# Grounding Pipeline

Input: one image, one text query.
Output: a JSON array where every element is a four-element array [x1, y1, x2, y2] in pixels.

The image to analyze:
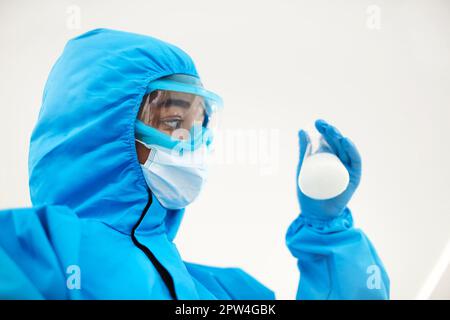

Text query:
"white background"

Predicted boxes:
[[0, 0, 449, 299]]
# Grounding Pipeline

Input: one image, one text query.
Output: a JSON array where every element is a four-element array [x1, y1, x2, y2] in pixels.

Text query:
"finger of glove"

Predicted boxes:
[[297, 129, 310, 177], [342, 137, 362, 173], [315, 119, 349, 163]]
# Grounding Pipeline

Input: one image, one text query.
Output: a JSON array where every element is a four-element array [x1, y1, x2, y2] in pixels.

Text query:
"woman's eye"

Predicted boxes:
[[162, 119, 181, 129]]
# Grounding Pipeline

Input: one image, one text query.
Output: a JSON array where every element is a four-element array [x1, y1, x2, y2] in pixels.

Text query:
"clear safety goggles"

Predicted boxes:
[[135, 76, 223, 151]]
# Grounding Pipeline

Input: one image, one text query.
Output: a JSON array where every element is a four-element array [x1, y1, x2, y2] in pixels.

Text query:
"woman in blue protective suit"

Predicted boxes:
[[0, 29, 389, 299]]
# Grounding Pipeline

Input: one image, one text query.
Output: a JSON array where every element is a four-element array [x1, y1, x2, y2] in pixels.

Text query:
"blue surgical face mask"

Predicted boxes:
[[139, 141, 209, 210]]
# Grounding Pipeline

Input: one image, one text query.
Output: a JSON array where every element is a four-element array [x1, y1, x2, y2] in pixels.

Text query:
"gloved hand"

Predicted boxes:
[[296, 119, 362, 219]]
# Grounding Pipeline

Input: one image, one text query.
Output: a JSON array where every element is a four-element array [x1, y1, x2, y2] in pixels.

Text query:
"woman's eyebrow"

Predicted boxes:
[[159, 99, 191, 109]]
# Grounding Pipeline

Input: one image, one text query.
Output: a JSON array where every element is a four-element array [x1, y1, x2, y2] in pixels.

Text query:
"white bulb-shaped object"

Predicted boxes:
[[298, 152, 349, 200]]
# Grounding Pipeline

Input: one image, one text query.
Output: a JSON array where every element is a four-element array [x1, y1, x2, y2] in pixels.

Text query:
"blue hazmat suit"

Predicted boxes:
[[0, 29, 389, 299]]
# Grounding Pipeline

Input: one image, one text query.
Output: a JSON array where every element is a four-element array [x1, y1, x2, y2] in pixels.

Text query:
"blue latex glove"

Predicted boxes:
[[296, 119, 362, 219]]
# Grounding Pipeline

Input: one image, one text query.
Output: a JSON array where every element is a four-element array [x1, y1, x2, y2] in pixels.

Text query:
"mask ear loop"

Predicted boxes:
[[139, 142, 157, 168]]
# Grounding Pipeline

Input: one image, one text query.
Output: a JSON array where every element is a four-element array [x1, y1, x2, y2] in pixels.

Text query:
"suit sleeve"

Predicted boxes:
[[286, 208, 390, 299], [0, 206, 82, 299], [185, 262, 275, 300]]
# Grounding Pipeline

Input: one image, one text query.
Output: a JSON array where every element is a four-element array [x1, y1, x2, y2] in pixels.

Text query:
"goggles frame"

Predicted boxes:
[[135, 78, 223, 151]]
